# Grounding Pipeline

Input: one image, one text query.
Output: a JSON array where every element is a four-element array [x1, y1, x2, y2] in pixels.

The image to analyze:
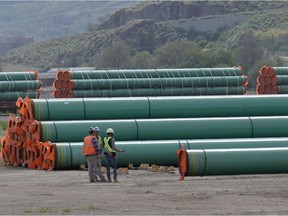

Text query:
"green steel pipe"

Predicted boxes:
[[250, 116, 288, 137], [277, 85, 288, 94], [54, 143, 93, 169], [272, 67, 288, 75], [275, 76, 288, 85], [71, 86, 246, 98], [41, 120, 138, 142], [0, 71, 37, 81], [0, 91, 40, 101], [182, 148, 288, 176], [0, 80, 41, 91], [32, 98, 149, 121], [54, 137, 288, 169], [186, 137, 288, 149], [39, 116, 288, 143], [69, 76, 247, 90], [31, 95, 288, 121], [54, 140, 183, 169], [39, 117, 252, 142], [63, 67, 243, 81]]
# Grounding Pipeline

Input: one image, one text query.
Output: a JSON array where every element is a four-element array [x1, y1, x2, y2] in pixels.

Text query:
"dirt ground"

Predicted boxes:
[[1, 165, 288, 215]]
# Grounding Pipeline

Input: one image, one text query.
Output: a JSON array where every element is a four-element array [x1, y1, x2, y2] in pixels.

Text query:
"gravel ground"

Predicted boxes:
[[1, 165, 288, 215]]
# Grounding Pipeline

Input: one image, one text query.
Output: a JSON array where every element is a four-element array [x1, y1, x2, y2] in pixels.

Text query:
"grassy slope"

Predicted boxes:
[[3, 1, 288, 69]]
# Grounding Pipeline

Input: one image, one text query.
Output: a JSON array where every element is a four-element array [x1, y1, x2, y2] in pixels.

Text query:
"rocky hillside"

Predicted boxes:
[[0, 1, 137, 42], [97, 1, 287, 30], [3, 1, 288, 71]]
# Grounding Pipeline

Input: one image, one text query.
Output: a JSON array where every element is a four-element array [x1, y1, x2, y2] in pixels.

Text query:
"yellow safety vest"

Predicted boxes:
[[103, 136, 116, 153], [96, 136, 102, 147]]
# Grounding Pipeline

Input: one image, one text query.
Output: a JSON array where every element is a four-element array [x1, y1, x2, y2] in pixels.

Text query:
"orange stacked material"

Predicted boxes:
[[256, 66, 274, 94], [52, 70, 67, 98], [0, 97, 57, 170], [256, 66, 288, 94]]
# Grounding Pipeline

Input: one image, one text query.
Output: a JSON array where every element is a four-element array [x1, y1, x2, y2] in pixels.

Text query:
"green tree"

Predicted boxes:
[[153, 40, 197, 68], [98, 40, 132, 69], [130, 51, 153, 69], [234, 31, 264, 70]]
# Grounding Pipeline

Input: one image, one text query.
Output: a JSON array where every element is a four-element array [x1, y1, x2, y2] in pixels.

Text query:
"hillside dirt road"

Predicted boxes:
[[1, 165, 288, 215]]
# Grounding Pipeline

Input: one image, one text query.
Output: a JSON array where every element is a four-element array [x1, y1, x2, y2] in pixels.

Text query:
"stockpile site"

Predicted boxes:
[[1, 67, 288, 215]]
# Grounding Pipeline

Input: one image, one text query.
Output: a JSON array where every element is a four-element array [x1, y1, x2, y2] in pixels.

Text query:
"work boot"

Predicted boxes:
[[89, 179, 96, 183], [107, 179, 112, 183], [100, 177, 107, 182], [114, 179, 119, 183]]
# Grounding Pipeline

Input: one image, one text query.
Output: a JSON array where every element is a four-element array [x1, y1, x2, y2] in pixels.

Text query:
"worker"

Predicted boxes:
[[93, 126, 103, 182], [103, 128, 125, 183], [83, 127, 107, 183]]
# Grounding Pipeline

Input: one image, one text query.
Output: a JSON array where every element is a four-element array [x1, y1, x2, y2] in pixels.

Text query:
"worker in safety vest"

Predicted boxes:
[[103, 128, 125, 183], [83, 127, 107, 183], [93, 126, 103, 182]]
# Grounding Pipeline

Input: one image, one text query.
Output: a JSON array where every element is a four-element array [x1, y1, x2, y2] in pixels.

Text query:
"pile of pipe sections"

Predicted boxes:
[[52, 67, 248, 98], [0, 71, 40, 100], [256, 66, 288, 94], [0, 71, 41, 111], [3, 95, 288, 175]]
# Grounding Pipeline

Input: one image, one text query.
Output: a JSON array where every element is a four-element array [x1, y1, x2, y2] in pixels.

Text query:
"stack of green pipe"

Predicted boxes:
[[0, 71, 40, 101], [54, 137, 288, 169], [271, 67, 288, 94], [65, 68, 244, 80], [69, 76, 246, 89], [30, 95, 288, 121], [272, 67, 288, 76], [40, 116, 288, 143], [55, 67, 247, 98]]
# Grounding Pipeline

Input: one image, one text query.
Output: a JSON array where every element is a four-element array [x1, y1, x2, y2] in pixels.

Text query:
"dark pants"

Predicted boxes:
[[104, 153, 117, 181]]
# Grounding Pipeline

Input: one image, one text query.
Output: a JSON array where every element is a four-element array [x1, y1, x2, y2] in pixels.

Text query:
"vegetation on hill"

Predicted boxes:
[[2, 1, 288, 89]]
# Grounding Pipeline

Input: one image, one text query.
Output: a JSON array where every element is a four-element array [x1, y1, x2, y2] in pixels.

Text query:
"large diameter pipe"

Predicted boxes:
[[54, 138, 288, 169], [40, 120, 138, 142], [38, 116, 288, 143], [32, 98, 149, 121], [38, 117, 252, 142], [251, 116, 288, 137], [68, 76, 247, 90], [70, 86, 246, 98], [55, 143, 84, 169], [277, 85, 288, 94], [274, 76, 288, 85], [180, 148, 288, 176], [54, 140, 183, 169], [0, 80, 41, 91], [186, 137, 288, 149], [0, 71, 38, 81], [272, 67, 288, 75], [0, 91, 40, 101], [62, 67, 243, 81], [27, 95, 288, 121]]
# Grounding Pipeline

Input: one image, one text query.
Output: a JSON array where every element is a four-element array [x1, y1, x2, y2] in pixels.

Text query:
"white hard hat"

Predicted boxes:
[[106, 128, 114, 134], [94, 126, 100, 132]]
